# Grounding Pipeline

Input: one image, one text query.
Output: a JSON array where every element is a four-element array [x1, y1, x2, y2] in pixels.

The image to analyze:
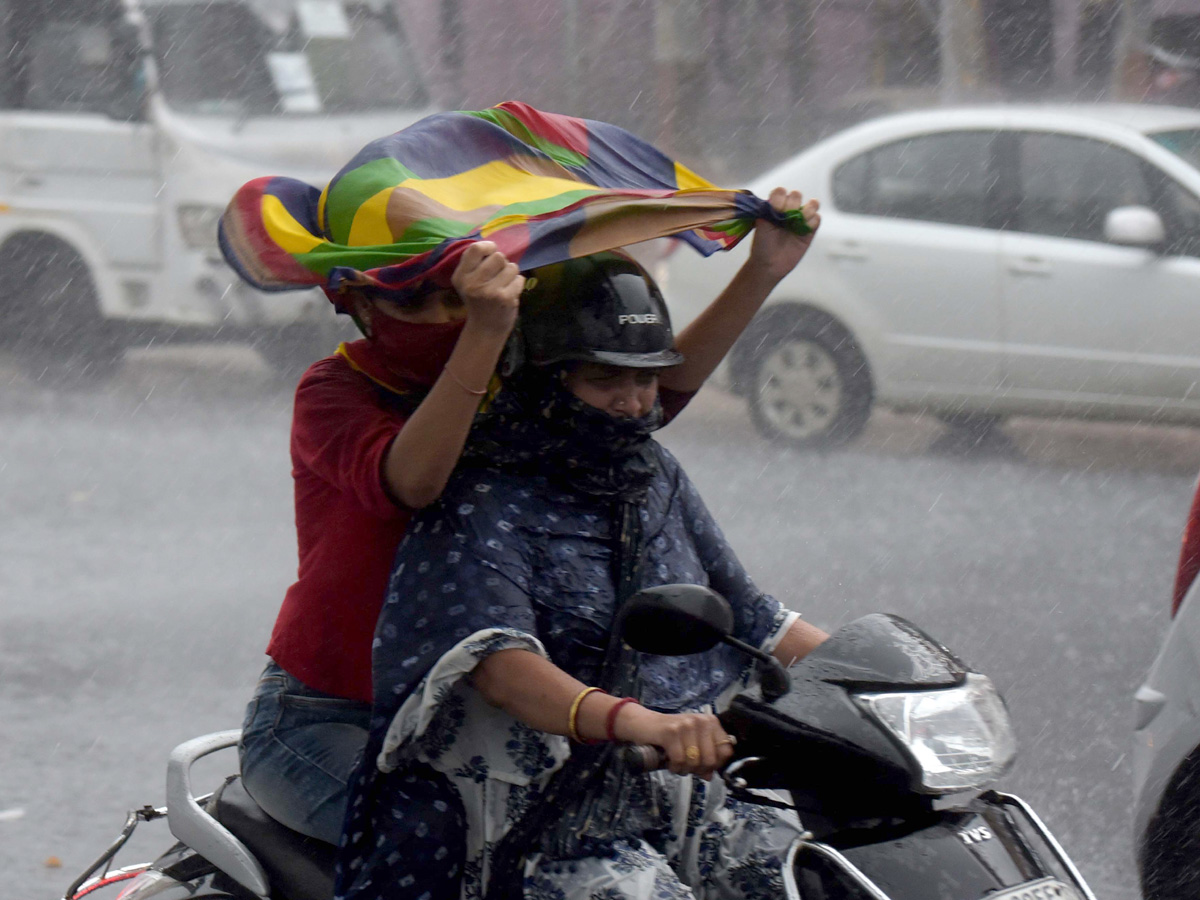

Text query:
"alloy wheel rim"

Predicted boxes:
[[757, 339, 844, 440]]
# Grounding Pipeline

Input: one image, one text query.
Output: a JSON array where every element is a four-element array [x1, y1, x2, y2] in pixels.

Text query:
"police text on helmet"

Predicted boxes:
[[617, 314, 659, 325]]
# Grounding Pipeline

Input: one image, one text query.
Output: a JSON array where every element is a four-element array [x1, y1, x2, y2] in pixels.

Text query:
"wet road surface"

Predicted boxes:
[[3, 345, 1195, 899]]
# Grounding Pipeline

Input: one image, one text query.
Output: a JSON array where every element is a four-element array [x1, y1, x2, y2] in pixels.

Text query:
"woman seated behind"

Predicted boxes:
[[337, 252, 829, 900]]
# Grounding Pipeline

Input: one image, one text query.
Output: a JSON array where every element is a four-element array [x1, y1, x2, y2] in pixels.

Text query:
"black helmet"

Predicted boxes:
[[515, 252, 684, 369]]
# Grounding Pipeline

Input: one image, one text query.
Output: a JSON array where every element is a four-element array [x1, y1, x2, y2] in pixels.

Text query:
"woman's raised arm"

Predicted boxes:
[[380, 242, 524, 509], [658, 188, 820, 394], [772, 617, 829, 668]]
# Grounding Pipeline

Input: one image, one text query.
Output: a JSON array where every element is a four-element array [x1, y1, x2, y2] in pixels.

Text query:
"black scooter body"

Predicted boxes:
[[69, 610, 1094, 900], [721, 613, 969, 822], [713, 614, 1091, 900]]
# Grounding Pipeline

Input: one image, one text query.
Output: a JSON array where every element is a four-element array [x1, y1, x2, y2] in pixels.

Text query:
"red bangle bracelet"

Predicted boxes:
[[606, 697, 638, 742]]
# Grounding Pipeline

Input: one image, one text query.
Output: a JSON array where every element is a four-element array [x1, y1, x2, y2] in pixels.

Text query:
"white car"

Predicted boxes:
[[664, 104, 1200, 448], [1133, 475, 1200, 900]]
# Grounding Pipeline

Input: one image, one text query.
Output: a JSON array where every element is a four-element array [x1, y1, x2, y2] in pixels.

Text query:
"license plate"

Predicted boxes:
[[985, 878, 1083, 900]]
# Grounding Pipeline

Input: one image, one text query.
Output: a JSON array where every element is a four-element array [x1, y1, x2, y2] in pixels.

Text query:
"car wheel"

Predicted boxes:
[[745, 309, 872, 449], [1141, 751, 1200, 900], [1, 238, 125, 384]]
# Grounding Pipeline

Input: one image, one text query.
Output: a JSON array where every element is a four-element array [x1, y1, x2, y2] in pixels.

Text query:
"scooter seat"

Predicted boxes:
[[214, 776, 336, 900]]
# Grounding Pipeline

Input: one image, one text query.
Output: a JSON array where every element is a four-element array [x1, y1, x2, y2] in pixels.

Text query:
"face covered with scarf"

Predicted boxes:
[[561, 362, 661, 419], [338, 241, 521, 396], [458, 251, 681, 498], [460, 362, 668, 502]]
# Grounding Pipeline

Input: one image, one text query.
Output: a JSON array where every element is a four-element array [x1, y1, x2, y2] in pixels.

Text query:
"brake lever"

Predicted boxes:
[[722, 756, 762, 791], [720, 757, 797, 811]]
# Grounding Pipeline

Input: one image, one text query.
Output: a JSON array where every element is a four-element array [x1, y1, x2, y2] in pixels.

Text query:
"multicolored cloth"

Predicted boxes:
[[218, 101, 811, 305]]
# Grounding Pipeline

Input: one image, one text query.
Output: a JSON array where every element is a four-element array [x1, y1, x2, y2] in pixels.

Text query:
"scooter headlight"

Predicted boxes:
[[857, 673, 1016, 794]]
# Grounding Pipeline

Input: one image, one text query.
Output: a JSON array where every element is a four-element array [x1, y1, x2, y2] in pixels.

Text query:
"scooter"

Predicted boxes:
[[65, 584, 1099, 900]]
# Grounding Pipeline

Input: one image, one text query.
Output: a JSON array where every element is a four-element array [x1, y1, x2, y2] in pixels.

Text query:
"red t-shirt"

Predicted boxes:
[[267, 353, 695, 702]]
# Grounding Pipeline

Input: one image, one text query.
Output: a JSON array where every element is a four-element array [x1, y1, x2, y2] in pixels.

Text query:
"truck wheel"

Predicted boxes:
[[745, 310, 872, 449], [3, 242, 124, 383]]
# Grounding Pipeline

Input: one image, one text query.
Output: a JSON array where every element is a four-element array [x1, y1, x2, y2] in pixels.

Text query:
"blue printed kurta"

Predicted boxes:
[[337, 442, 803, 900]]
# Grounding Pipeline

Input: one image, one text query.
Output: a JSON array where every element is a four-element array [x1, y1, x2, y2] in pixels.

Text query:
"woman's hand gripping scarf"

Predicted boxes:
[[218, 100, 813, 308]]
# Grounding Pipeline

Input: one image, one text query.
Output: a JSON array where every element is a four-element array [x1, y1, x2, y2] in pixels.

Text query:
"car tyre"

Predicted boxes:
[[744, 309, 872, 449], [1141, 752, 1200, 900]]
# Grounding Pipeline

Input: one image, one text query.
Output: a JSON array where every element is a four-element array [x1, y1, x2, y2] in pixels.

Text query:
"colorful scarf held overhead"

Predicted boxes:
[[219, 100, 812, 306]]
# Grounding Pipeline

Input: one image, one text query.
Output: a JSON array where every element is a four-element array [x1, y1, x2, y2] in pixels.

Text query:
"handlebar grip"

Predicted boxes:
[[617, 744, 669, 772]]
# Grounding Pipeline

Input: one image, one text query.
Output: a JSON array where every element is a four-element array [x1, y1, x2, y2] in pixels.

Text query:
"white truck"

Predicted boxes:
[[0, 0, 435, 378]]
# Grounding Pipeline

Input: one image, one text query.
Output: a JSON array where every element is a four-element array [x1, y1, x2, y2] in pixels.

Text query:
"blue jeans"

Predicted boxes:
[[239, 661, 371, 844]]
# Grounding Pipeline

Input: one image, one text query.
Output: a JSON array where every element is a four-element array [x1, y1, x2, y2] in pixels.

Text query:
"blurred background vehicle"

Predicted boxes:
[[1143, 12, 1200, 107], [1133, 473, 1200, 900], [0, 0, 434, 380], [663, 103, 1200, 449]]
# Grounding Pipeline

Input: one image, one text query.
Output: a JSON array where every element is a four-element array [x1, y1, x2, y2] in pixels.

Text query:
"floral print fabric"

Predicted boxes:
[[335, 442, 801, 900], [526, 775, 803, 900]]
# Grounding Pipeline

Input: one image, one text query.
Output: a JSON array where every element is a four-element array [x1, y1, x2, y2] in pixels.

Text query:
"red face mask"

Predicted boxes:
[[346, 309, 466, 391]]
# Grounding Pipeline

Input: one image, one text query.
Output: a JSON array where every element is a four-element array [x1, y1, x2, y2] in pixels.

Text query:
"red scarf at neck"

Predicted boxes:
[[338, 316, 467, 396]]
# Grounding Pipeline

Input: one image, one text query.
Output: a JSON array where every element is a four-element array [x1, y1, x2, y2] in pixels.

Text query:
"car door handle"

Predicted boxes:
[[1007, 257, 1052, 277], [827, 241, 867, 261]]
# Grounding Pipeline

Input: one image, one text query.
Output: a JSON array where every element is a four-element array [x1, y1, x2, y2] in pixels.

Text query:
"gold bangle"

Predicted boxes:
[[443, 364, 488, 396], [567, 686, 606, 744]]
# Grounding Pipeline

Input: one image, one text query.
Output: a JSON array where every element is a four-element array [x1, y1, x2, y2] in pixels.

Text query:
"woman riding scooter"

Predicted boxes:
[[336, 252, 829, 900], [222, 101, 820, 847]]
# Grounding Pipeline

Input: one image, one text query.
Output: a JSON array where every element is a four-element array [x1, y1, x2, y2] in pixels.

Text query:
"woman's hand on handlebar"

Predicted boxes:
[[612, 706, 735, 780]]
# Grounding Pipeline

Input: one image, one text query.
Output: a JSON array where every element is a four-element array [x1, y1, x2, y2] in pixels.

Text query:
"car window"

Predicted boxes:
[[1150, 129, 1200, 171], [13, 18, 141, 117], [1015, 133, 1152, 242], [1151, 172, 1200, 258], [833, 132, 998, 229]]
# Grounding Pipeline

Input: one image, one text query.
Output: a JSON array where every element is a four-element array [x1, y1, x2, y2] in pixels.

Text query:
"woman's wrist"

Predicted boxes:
[[457, 315, 515, 347], [569, 691, 648, 744], [737, 257, 786, 293], [608, 702, 660, 744], [438, 320, 509, 395], [605, 697, 638, 742], [460, 304, 519, 340]]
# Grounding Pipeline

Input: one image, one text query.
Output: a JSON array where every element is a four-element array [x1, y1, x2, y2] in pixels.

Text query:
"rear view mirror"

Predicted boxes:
[[620, 583, 794, 701], [1105, 206, 1166, 248], [619, 584, 734, 656]]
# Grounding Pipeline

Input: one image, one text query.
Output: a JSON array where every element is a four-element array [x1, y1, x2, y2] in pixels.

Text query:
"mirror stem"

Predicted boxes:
[[721, 635, 792, 701]]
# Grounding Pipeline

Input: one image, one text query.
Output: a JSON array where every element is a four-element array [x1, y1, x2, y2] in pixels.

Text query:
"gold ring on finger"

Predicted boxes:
[[685, 745, 701, 762]]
